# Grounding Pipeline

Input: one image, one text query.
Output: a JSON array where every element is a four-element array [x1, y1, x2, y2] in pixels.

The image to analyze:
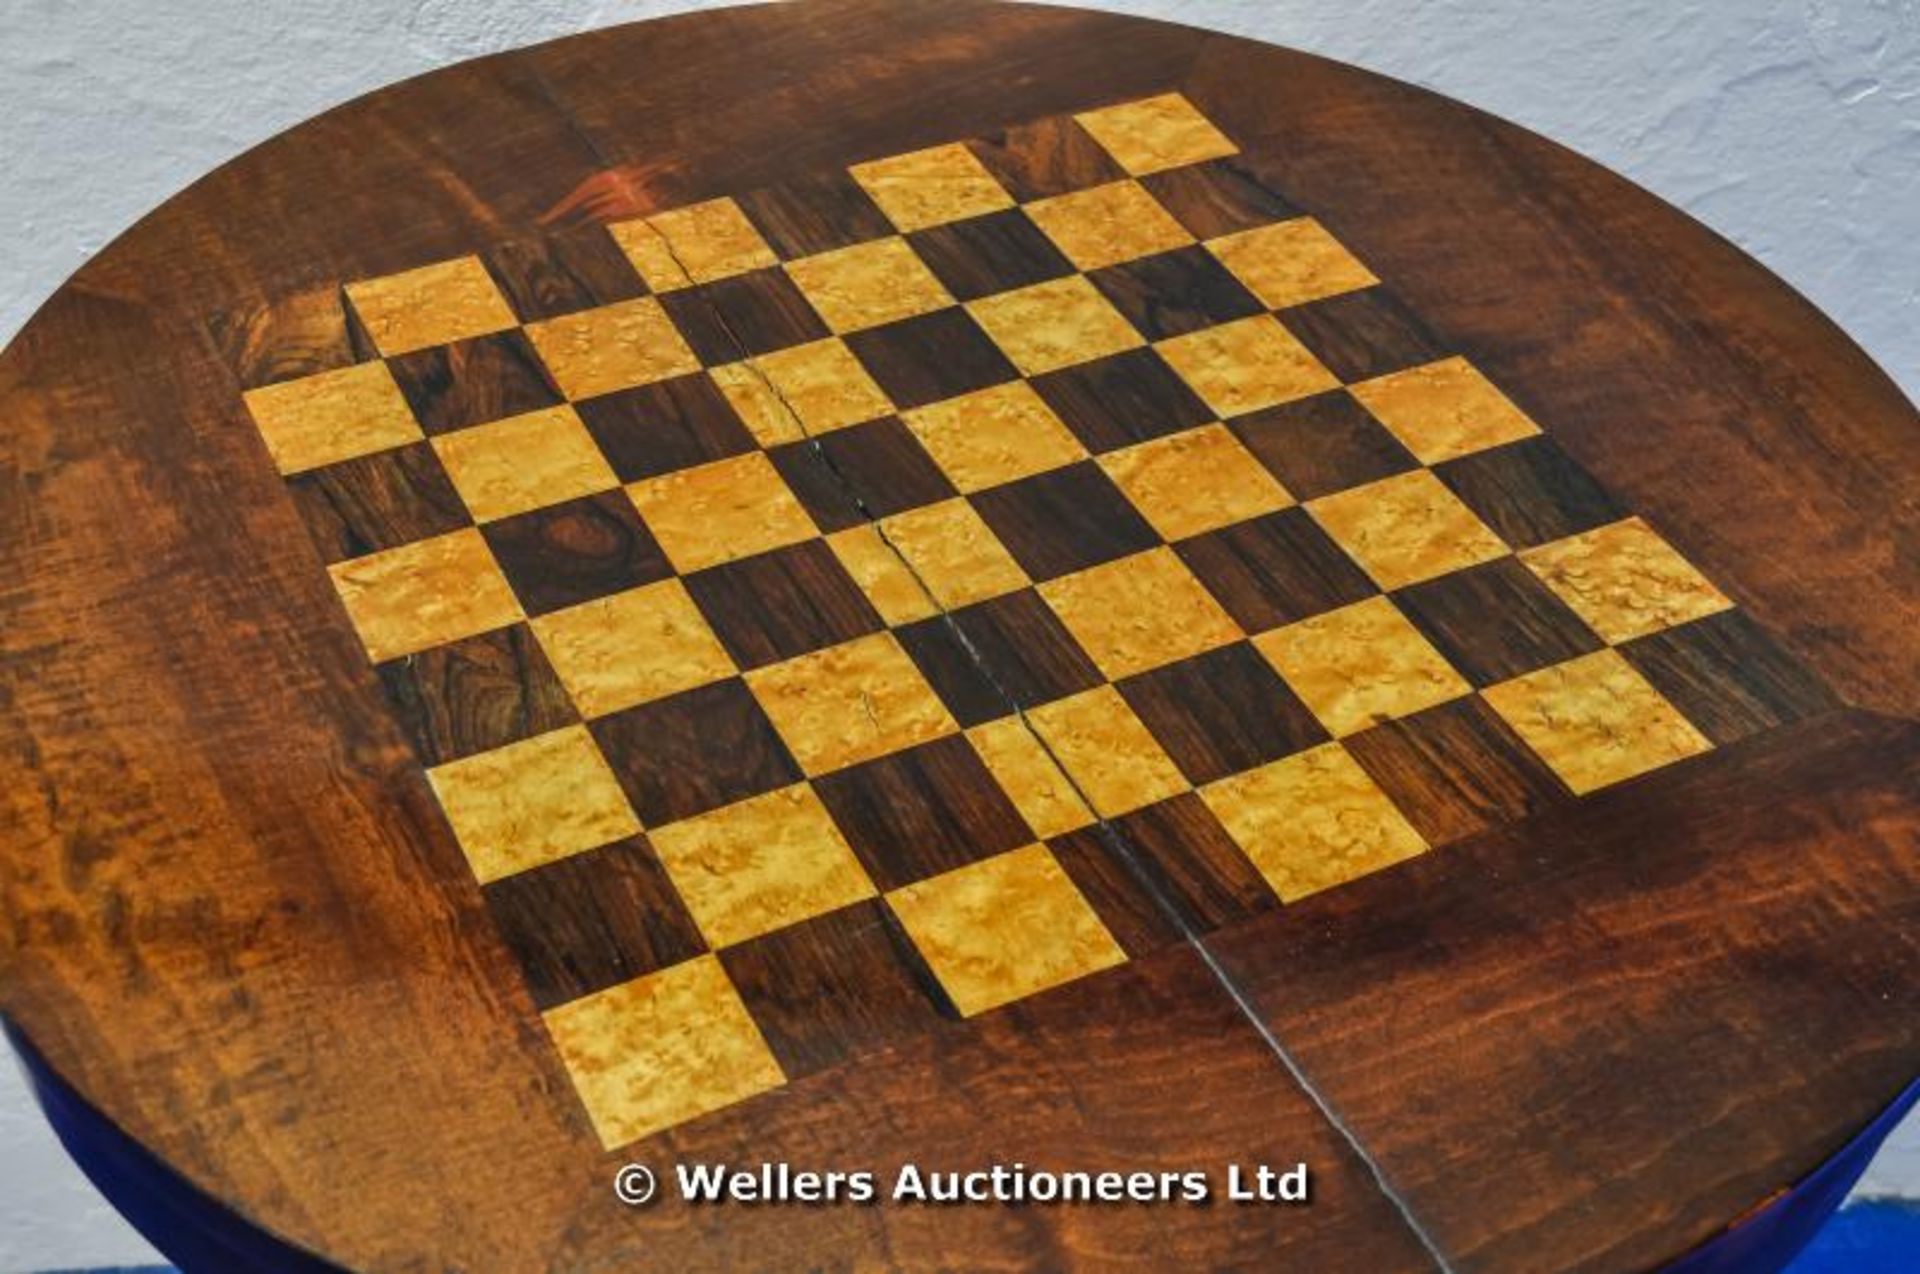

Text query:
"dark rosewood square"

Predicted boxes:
[[656, 267, 829, 362], [813, 735, 1033, 889], [574, 372, 757, 481], [1088, 246, 1263, 340], [376, 623, 577, 766], [1030, 347, 1212, 452], [969, 460, 1160, 581], [1175, 507, 1377, 631], [482, 490, 674, 616], [1277, 287, 1448, 383], [966, 114, 1125, 201], [897, 590, 1103, 725], [591, 679, 802, 826], [683, 540, 884, 669], [1230, 389, 1418, 500], [386, 329, 562, 435], [736, 170, 896, 259], [1343, 696, 1566, 846], [844, 308, 1019, 409], [768, 417, 956, 532], [1396, 558, 1603, 686], [1433, 436, 1626, 550], [1621, 610, 1840, 745], [1139, 158, 1301, 239], [908, 210, 1075, 301], [287, 440, 469, 563], [482, 228, 648, 322], [1116, 643, 1326, 784]]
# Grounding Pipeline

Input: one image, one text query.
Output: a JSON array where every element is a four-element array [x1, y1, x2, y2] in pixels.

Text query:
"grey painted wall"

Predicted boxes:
[[1, 1, 1913, 1269]]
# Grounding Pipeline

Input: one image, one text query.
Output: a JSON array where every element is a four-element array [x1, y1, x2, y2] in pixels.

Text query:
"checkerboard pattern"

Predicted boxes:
[[222, 92, 1838, 1149]]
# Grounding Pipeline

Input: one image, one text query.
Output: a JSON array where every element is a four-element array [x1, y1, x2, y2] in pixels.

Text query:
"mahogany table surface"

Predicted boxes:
[[2, 2, 1918, 1270]]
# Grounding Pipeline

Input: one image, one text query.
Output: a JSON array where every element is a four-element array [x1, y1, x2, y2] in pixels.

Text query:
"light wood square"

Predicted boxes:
[[827, 525, 940, 626], [745, 632, 957, 775], [609, 197, 777, 291], [850, 142, 1015, 232], [900, 381, 1087, 493], [1201, 742, 1427, 901], [783, 236, 954, 333], [1025, 685, 1188, 818], [626, 452, 818, 573], [966, 275, 1144, 377], [1307, 469, 1509, 590], [523, 296, 701, 401], [544, 955, 783, 1148], [1349, 357, 1541, 464], [1024, 179, 1193, 271], [242, 361, 422, 475], [1074, 92, 1238, 176], [1206, 218, 1379, 310], [427, 725, 639, 885], [709, 338, 894, 446], [530, 579, 736, 719], [1098, 422, 1292, 540], [888, 844, 1124, 1017], [1519, 517, 1733, 643], [344, 255, 517, 356], [649, 784, 876, 949], [1253, 595, 1471, 736], [432, 405, 618, 522], [1155, 315, 1340, 417], [328, 527, 523, 662], [965, 719, 1096, 839], [881, 498, 1030, 611], [1037, 547, 1242, 680], [1482, 648, 1712, 794]]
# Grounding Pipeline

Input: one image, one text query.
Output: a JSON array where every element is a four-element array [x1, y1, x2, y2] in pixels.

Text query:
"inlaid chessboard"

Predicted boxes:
[[224, 91, 1836, 1151]]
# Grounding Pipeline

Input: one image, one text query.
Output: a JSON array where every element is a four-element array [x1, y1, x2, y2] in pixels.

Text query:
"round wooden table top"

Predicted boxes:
[[4, 2, 1918, 1270]]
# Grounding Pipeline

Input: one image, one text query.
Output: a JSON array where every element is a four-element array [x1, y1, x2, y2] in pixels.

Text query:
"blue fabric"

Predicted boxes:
[[1785, 1199, 1920, 1273]]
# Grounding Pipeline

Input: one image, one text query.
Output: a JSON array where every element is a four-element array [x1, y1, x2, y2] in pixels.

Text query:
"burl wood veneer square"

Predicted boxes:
[[625, 452, 818, 573], [242, 361, 423, 475], [783, 236, 954, 333], [1074, 93, 1238, 176], [1482, 648, 1712, 794], [609, 197, 778, 291], [648, 783, 877, 949], [1038, 546, 1243, 680], [850, 142, 1016, 232], [530, 578, 736, 719], [1098, 422, 1293, 541], [1023, 179, 1193, 271], [1253, 595, 1472, 737], [965, 275, 1145, 376], [431, 405, 618, 523], [328, 526, 523, 661], [1155, 314, 1340, 417], [427, 724, 640, 884], [1519, 516, 1733, 643], [1201, 741, 1427, 901], [1349, 356, 1542, 464], [745, 632, 958, 775], [881, 498, 1031, 610], [1307, 468, 1509, 590], [344, 255, 518, 356], [965, 718, 1097, 839], [543, 955, 783, 1147], [522, 296, 702, 401], [900, 381, 1088, 493], [888, 843, 1125, 1016], [1205, 218, 1379, 311], [825, 524, 941, 626], [708, 338, 894, 445], [1025, 685, 1189, 818]]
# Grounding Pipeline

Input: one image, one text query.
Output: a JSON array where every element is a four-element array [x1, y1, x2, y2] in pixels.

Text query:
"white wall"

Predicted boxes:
[[1, 1, 1913, 1269]]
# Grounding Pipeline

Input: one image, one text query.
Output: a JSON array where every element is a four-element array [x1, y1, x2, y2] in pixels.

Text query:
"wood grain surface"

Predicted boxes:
[[1, 3, 1917, 1271]]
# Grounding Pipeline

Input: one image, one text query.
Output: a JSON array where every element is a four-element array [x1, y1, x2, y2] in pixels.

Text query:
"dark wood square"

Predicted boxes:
[[1621, 610, 1840, 746], [1030, 347, 1213, 453], [1395, 558, 1604, 687], [1050, 793, 1275, 956], [1434, 435, 1627, 550], [481, 836, 705, 1011], [656, 267, 830, 362], [482, 228, 648, 322], [844, 307, 1019, 409], [1231, 389, 1419, 500], [907, 210, 1075, 301], [1139, 157, 1301, 239], [591, 678, 803, 827], [1175, 507, 1377, 631], [286, 441, 469, 563], [969, 460, 1160, 580], [574, 371, 758, 481], [376, 623, 577, 767], [1116, 643, 1326, 784], [481, 490, 674, 617], [1088, 245, 1264, 340], [205, 286, 370, 391], [1343, 696, 1566, 846], [813, 735, 1033, 889], [1277, 286, 1448, 383], [736, 170, 896, 259], [721, 900, 950, 1078], [768, 417, 956, 533], [897, 590, 1103, 725], [386, 329, 562, 435], [683, 539, 884, 669], [966, 114, 1125, 200]]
